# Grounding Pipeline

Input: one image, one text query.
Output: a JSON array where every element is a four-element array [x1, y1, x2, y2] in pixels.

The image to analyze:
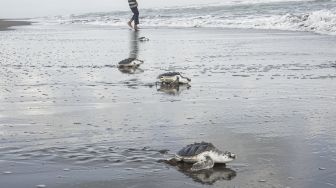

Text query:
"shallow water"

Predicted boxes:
[[0, 25, 336, 187]]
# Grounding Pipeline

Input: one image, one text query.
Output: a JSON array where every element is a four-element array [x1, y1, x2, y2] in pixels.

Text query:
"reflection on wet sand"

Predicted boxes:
[[2, 25, 336, 188], [164, 160, 236, 185], [118, 66, 144, 74], [118, 31, 144, 74], [156, 83, 191, 95]]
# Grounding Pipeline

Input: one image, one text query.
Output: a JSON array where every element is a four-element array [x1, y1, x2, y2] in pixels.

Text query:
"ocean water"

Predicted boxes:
[[39, 0, 336, 35]]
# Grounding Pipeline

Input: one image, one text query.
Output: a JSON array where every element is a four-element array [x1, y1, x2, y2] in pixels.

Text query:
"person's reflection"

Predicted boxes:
[[118, 31, 144, 74], [130, 30, 139, 59]]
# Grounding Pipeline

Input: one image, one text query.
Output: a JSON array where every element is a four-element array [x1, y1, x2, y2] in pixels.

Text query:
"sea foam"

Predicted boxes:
[[36, 0, 336, 35]]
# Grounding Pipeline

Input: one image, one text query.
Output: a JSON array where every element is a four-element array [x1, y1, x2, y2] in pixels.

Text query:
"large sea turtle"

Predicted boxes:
[[169, 142, 236, 171], [157, 72, 191, 85]]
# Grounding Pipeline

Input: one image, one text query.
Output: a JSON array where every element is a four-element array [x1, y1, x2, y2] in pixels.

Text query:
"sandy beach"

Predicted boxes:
[[0, 24, 336, 188]]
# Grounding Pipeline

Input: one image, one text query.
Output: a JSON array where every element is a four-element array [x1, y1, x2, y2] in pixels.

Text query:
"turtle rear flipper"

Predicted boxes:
[[191, 156, 214, 171]]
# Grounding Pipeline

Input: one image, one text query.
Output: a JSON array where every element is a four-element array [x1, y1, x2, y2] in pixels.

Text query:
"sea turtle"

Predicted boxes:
[[139, 37, 149, 42], [169, 142, 236, 171], [118, 58, 144, 68], [157, 72, 191, 85]]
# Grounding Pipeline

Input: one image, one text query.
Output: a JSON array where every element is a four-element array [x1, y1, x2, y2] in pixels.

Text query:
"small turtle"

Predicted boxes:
[[139, 37, 149, 42], [170, 142, 236, 171], [158, 72, 191, 85], [118, 58, 144, 68]]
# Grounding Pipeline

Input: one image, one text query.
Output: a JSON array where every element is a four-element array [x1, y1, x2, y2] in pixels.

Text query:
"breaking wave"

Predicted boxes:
[[39, 0, 336, 35]]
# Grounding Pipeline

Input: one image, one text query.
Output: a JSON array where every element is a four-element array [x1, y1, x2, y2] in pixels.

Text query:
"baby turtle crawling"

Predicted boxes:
[[139, 37, 149, 42], [157, 72, 191, 85], [169, 142, 236, 171], [118, 58, 144, 68]]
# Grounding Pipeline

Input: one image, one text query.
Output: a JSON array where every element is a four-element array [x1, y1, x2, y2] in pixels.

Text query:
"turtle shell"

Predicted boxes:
[[177, 142, 217, 157], [118, 58, 137, 65], [158, 72, 181, 78]]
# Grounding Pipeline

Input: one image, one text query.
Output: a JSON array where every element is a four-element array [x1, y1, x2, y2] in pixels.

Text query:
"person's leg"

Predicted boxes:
[[131, 7, 139, 30], [127, 19, 133, 29], [128, 8, 136, 29], [128, 13, 134, 29]]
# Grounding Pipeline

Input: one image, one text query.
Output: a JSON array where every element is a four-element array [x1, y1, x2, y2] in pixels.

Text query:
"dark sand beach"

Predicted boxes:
[[0, 19, 31, 31], [0, 24, 336, 188]]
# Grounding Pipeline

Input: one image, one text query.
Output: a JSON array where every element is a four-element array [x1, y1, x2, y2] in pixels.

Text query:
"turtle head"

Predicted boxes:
[[228, 152, 236, 159], [178, 75, 191, 84], [217, 151, 236, 163]]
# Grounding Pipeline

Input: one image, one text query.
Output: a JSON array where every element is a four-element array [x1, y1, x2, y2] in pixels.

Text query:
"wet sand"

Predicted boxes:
[[0, 25, 336, 188], [0, 19, 31, 31]]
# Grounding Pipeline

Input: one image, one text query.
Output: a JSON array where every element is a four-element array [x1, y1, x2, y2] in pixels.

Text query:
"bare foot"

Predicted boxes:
[[127, 21, 133, 29], [134, 24, 139, 31]]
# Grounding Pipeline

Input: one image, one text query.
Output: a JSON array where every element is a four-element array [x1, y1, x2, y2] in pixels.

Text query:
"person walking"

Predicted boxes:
[[128, 0, 139, 31]]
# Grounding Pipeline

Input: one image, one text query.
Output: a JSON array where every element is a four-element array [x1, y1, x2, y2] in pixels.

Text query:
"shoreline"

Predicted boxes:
[[0, 19, 31, 31], [2, 17, 333, 37], [28, 21, 334, 37]]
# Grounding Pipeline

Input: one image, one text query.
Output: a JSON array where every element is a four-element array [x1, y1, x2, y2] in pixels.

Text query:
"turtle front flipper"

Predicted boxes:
[[165, 156, 182, 166], [191, 156, 214, 171]]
